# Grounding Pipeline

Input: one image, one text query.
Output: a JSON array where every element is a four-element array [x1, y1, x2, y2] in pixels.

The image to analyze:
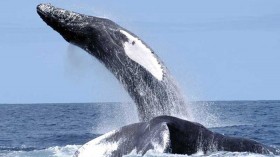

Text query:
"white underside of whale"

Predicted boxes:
[[120, 30, 163, 81]]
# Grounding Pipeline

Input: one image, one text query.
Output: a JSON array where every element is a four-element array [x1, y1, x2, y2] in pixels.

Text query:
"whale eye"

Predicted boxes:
[[120, 30, 163, 81]]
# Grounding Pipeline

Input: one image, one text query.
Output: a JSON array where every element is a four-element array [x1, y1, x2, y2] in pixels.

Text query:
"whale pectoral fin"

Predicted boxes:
[[120, 30, 164, 81]]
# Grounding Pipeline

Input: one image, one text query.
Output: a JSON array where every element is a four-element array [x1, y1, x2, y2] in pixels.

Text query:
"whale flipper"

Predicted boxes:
[[74, 116, 279, 157]]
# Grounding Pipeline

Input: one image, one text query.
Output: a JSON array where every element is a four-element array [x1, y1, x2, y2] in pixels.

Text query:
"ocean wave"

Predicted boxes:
[[1, 145, 279, 157], [0, 146, 37, 152], [0, 145, 80, 157], [209, 124, 253, 129]]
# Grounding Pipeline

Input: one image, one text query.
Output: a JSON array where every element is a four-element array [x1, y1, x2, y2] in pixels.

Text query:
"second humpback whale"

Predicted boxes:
[[74, 116, 279, 157], [37, 4, 280, 156], [37, 3, 187, 122]]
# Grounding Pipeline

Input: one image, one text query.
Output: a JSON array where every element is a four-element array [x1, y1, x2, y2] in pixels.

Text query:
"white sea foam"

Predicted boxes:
[[150, 124, 170, 153], [1, 146, 279, 157], [0, 145, 80, 157], [120, 30, 163, 81], [75, 130, 119, 157]]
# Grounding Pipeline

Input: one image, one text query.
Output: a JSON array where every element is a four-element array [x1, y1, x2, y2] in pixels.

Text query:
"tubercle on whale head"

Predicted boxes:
[[36, 3, 123, 55]]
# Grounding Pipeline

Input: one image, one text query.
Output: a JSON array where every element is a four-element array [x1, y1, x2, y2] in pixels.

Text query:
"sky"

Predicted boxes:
[[0, 0, 280, 103]]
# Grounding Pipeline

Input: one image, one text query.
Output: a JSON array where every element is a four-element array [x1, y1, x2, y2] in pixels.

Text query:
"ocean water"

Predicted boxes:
[[0, 101, 279, 157]]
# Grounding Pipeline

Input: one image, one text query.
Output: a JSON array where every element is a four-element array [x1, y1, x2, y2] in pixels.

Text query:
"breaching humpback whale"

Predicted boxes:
[[37, 4, 280, 156], [37, 3, 187, 122]]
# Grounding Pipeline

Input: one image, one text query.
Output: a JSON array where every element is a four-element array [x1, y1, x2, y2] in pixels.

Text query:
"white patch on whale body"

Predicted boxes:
[[120, 30, 163, 81], [74, 130, 119, 157]]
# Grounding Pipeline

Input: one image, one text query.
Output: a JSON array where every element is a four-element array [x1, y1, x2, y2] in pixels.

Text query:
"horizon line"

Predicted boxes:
[[0, 99, 279, 105]]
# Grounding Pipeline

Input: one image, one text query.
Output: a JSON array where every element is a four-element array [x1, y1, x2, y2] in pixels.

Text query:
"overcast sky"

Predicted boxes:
[[0, 0, 280, 103]]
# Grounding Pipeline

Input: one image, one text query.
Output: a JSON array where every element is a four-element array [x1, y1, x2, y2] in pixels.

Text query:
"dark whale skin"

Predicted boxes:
[[74, 116, 279, 156], [36, 4, 279, 156], [154, 116, 278, 155]]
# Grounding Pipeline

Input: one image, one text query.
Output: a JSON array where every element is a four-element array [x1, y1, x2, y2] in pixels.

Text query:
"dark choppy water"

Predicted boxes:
[[0, 101, 279, 157]]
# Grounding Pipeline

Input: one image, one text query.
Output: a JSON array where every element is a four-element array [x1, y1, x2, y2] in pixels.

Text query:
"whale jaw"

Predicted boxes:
[[37, 4, 83, 42], [36, 4, 122, 54]]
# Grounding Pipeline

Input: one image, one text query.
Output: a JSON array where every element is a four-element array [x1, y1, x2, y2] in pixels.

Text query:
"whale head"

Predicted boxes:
[[37, 4, 124, 56]]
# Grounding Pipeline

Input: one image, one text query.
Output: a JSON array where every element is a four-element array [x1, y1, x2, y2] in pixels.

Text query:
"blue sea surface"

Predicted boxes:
[[0, 101, 279, 157]]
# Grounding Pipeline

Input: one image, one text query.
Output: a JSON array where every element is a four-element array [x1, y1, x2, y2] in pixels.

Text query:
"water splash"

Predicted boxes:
[[90, 103, 138, 134], [187, 101, 251, 128]]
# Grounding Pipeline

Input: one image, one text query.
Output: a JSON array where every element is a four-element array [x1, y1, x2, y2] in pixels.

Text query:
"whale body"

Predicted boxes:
[[37, 3, 187, 122], [37, 4, 279, 156], [74, 116, 279, 157]]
